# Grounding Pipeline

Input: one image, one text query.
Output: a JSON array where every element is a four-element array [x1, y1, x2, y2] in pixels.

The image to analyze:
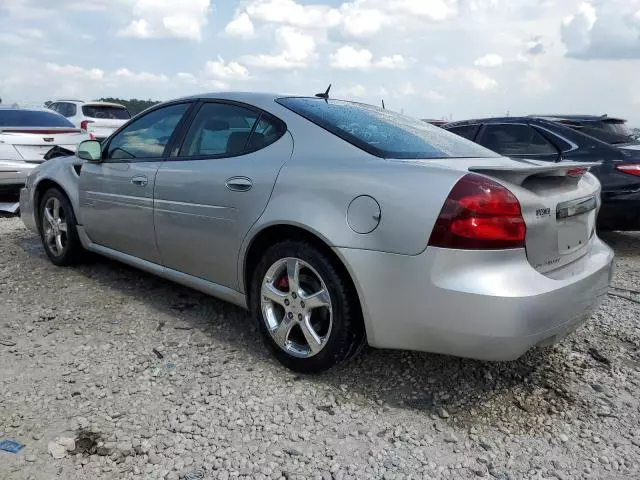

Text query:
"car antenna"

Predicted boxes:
[[381, 99, 385, 109], [315, 84, 331, 101]]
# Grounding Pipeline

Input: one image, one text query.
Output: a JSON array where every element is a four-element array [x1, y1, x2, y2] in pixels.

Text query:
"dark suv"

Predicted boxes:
[[443, 115, 640, 231]]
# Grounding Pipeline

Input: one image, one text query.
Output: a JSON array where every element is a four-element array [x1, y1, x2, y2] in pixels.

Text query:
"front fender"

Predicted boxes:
[[29, 156, 83, 225]]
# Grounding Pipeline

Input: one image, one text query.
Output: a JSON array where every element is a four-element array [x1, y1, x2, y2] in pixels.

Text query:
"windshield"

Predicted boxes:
[[276, 97, 500, 159], [0, 109, 75, 127], [82, 105, 131, 120]]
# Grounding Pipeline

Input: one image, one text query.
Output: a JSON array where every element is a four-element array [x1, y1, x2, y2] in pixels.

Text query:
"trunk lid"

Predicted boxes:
[[0, 127, 87, 162], [432, 157, 602, 274]]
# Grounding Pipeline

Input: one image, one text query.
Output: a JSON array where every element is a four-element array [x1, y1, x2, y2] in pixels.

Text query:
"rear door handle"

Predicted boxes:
[[131, 175, 148, 187], [225, 176, 253, 192]]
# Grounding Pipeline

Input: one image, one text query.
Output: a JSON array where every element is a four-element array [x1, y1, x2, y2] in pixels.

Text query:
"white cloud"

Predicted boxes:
[[243, 26, 316, 70], [562, 0, 640, 59], [204, 57, 250, 80], [118, 0, 211, 41], [329, 46, 407, 70], [46, 63, 105, 81], [398, 81, 417, 96], [224, 12, 254, 38], [244, 0, 341, 29], [336, 84, 367, 97], [434, 67, 498, 90], [474, 53, 504, 67], [177, 72, 197, 83], [338, 3, 390, 38], [329, 45, 373, 69], [114, 68, 169, 82]]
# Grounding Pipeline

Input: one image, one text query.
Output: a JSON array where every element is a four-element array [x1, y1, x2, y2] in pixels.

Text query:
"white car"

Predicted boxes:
[[47, 100, 131, 141], [0, 106, 88, 211]]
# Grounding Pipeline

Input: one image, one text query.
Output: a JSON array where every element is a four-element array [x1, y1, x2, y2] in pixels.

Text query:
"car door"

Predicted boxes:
[[476, 123, 560, 162], [79, 101, 193, 263], [154, 100, 292, 290]]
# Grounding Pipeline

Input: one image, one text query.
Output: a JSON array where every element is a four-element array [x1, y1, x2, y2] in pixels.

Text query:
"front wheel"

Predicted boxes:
[[250, 240, 364, 373], [39, 188, 83, 266]]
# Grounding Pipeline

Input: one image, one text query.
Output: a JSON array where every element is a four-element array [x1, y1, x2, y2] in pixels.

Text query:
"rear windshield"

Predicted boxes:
[[0, 110, 75, 127], [276, 97, 499, 159], [82, 105, 131, 120], [564, 120, 636, 145]]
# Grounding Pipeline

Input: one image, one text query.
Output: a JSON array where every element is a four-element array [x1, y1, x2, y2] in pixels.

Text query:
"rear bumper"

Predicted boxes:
[[0, 160, 37, 192], [598, 191, 640, 231], [337, 237, 614, 361]]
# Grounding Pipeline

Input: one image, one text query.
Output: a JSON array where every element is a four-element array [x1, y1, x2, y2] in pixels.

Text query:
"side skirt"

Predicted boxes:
[[76, 226, 248, 310]]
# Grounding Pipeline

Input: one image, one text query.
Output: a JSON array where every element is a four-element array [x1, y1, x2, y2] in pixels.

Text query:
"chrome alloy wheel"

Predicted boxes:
[[42, 197, 68, 256], [260, 257, 333, 358]]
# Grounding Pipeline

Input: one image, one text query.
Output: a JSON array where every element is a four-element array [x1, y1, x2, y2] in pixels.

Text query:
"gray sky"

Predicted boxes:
[[2, 0, 640, 125]]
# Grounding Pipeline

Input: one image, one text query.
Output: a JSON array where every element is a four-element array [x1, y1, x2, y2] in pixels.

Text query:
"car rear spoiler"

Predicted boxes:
[[0, 127, 82, 134], [469, 160, 601, 185]]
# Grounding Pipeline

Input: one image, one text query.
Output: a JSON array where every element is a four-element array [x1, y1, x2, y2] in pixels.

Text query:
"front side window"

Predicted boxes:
[[478, 124, 558, 155], [106, 103, 190, 160], [179, 103, 284, 157], [276, 97, 499, 159]]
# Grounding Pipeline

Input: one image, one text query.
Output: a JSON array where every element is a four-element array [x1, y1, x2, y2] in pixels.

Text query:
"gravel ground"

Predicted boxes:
[[1, 214, 639, 480]]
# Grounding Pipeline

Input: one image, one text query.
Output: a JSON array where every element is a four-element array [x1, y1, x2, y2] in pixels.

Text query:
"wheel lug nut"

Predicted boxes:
[[300, 301, 305, 308], [298, 313, 303, 321], [292, 292, 297, 299], [284, 299, 290, 306], [288, 312, 293, 319]]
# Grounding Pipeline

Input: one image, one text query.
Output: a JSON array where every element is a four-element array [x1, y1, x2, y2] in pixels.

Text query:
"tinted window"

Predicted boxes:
[[478, 124, 557, 155], [180, 103, 285, 157], [446, 124, 479, 141], [83, 105, 131, 120], [276, 97, 498, 159], [57, 102, 76, 117], [565, 120, 635, 145], [0, 110, 75, 127], [106, 103, 190, 160]]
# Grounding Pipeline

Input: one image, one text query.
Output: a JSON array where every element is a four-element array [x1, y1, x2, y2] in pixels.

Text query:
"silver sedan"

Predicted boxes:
[[19, 92, 614, 372]]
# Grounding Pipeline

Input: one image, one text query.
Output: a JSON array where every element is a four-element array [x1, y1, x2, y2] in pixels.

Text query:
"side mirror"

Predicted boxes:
[[77, 140, 102, 162]]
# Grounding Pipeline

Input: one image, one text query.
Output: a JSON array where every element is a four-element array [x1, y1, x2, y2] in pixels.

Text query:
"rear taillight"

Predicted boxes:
[[80, 120, 94, 131], [615, 163, 640, 177], [428, 174, 526, 250]]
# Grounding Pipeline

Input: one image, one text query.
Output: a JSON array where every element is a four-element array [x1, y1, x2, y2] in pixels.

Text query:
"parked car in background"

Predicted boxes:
[[444, 116, 640, 231], [422, 118, 448, 127], [530, 114, 638, 145], [0, 106, 87, 210], [20, 93, 613, 372], [47, 100, 131, 142]]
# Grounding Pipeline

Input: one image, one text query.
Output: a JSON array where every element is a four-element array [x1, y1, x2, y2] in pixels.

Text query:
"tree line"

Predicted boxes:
[[95, 98, 160, 115]]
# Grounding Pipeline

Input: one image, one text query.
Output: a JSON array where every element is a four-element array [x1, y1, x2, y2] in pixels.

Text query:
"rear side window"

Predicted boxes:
[[562, 120, 635, 145], [477, 124, 557, 155], [276, 97, 499, 159], [446, 124, 479, 141], [82, 105, 131, 120], [0, 110, 75, 127], [179, 103, 285, 157], [59, 102, 77, 117]]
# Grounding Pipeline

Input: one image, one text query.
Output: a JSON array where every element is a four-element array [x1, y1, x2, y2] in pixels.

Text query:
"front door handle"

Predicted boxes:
[[225, 176, 253, 192], [131, 175, 148, 187]]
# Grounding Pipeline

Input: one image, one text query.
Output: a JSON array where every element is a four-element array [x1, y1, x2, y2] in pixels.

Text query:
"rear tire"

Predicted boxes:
[[39, 188, 83, 266], [250, 240, 364, 373]]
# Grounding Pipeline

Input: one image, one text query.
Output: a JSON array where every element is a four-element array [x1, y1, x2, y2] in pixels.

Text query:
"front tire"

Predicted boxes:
[[39, 188, 83, 266], [250, 240, 364, 373]]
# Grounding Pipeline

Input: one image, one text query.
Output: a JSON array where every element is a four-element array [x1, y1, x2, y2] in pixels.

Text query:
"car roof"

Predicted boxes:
[[528, 114, 626, 122], [82, 102, 127, 108], [446, 114, 627, 128]]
